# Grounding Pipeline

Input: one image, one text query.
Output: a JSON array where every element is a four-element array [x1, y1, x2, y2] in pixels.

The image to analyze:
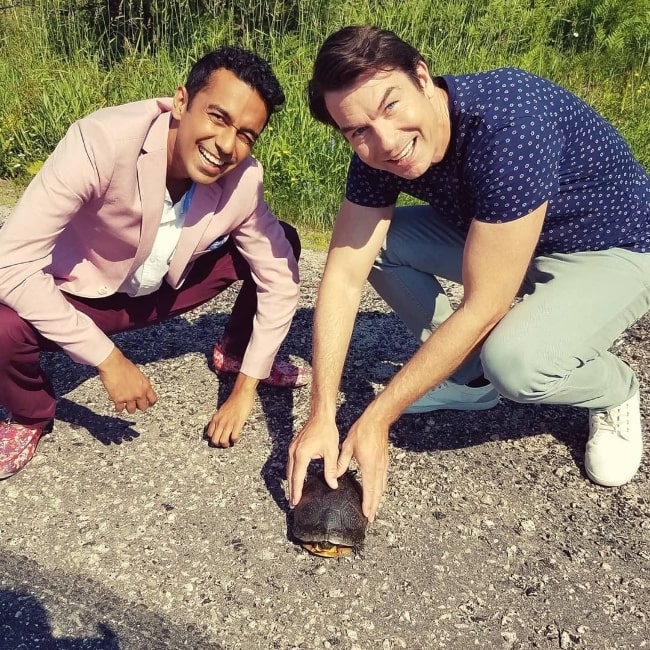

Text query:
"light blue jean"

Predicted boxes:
[[368, 205, 650, 410]]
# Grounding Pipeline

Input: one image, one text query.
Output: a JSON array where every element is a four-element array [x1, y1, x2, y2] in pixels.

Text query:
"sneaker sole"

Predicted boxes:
[[584, 463, 641, 488], [404, 396, 501, 415]]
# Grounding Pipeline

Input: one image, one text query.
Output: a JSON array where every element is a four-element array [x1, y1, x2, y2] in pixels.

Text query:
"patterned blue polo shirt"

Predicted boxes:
[[345, 67, 649, 254]]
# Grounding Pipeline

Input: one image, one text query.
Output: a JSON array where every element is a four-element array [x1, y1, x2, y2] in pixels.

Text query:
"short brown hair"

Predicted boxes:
[[308, 26, 424, 128]]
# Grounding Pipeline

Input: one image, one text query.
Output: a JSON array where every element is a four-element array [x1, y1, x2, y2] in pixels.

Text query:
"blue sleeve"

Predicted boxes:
[[467, 117, 564, 223]]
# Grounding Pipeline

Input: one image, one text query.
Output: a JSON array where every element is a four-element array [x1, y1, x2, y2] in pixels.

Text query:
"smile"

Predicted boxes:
[[390, 139, 415, 164], [199, 145, 226, 168]]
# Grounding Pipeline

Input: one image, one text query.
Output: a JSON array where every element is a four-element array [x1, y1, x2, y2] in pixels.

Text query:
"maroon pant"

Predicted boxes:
[[0, 223, 300, 428]]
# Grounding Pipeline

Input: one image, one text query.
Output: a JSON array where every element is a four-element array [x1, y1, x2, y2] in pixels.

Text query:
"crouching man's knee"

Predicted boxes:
[[480, 330, 566, 405]]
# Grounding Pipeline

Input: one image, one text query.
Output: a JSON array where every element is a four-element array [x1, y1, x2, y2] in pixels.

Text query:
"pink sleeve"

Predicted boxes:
[[229, 166, 300, 379], [0, 120, 116, 366]]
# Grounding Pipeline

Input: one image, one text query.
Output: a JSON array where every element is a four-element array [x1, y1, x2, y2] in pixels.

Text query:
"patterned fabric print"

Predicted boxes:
[[0, 421, 44, 479], [345, 68, 649, 255], [212, 342, 311, 388]]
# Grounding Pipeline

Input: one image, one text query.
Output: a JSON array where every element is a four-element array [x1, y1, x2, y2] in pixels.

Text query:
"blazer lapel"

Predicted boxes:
[[166, 182, 222, 286], [129, 112, 170, 273]]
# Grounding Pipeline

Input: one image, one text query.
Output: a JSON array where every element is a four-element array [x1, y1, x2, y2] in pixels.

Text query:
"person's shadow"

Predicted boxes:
[[5, 291, 646, 542], [0, 589, 119, 649], [256, 304, 650, 540], [1, 302, 299, 447]]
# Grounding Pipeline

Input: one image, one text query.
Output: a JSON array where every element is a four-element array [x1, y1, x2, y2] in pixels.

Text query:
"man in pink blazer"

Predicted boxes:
[[0, 46, 309, 479]]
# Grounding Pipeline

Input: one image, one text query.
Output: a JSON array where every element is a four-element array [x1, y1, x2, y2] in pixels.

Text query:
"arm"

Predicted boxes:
[[287, 199, 393, 505], [340, 202, 548, 521], [0, 119, 117, 367], [0, 116, 159, 412], [202, 165, 300, 445], [226, 170, 300, 381]]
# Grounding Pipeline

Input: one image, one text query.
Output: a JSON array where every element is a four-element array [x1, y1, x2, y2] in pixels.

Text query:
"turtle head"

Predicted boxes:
[[301, 541, 355, 558]]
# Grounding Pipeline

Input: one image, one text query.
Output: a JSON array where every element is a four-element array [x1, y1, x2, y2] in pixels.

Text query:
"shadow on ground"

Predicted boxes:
[[0, 551, 225, 649], [7, 305, 631, 515]]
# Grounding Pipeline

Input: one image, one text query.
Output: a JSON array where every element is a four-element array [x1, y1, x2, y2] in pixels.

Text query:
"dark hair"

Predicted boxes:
[[185, 46, 285, 120], [308, 26, 424, 128]]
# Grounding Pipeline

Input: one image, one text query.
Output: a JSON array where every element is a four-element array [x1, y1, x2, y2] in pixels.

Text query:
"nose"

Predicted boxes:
[[372, 121, 397, 156], [215, 125, 237, 160]]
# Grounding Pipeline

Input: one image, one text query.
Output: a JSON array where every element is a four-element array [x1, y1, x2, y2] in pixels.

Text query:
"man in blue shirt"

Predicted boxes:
[[287, 25, 650, 521]]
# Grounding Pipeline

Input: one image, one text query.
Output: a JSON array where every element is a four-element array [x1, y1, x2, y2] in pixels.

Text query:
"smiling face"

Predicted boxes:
[[167, 67, 269, 190], [324, 61, 451, 180]]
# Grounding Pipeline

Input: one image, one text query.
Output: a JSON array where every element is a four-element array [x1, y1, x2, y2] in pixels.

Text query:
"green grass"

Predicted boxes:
[[0, 0, 647, 243]]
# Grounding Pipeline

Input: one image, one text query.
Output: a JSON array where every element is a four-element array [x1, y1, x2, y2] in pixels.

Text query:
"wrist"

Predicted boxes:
[[233, 372, 259, 393], [96, 345, 121, 373], [364, 395, 400, 429], [309, 384, 340, 419], [309, 400, 338, 421]]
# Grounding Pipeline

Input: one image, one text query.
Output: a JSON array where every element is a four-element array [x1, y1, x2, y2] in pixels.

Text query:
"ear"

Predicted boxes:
[[172, 86, 189, 120], [414, 60, 435, 96]]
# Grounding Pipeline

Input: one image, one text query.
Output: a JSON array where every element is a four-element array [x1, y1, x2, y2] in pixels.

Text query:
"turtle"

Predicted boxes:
[[292, 470, 368, 558]]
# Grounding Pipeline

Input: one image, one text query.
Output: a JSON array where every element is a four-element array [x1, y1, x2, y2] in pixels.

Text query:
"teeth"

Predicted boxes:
[[395, 140, 414, 162], [199, 146, 223, 167]]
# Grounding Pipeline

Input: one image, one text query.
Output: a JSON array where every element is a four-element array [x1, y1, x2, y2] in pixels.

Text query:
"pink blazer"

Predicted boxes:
[[0, 99, 299, 379]]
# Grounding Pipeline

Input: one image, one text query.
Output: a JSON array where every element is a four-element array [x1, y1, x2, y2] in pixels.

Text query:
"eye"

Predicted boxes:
[[209, 111, 226, 124], [351, 126, 367, 139], [385, 100, 398, 112], [238, 132, 256, 147]]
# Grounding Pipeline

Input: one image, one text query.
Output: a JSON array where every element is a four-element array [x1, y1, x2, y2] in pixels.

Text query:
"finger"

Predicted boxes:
[[146, 387, 158, 406], [361, 466, 386, 523], [220, 424, 240, 447], [213, 422, 230, 448], [362, 482, 380, 523], [289, 454, 309, 508], [335, 444, 354, 480], [205, 412, 224, 446], [286, 446, 295, 484], [125, 400, 138, 414], [217, 430, 231, 447], [204, 420, 215, 441], [136, 396, 150, 411], [114, 400, 125, 413], [204, 408, 220, 437]]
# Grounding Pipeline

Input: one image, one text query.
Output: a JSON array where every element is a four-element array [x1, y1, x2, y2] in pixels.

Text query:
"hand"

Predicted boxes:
[[287, 416, 340, 508], [204, 374, 257, 447], [337, 413, 390, 523], [97, 347, 157, 414]]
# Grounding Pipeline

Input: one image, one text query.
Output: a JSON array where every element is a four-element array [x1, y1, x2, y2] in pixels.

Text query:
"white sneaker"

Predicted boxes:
[[585, 391, 643, 487], [403, 380, 500, 414]]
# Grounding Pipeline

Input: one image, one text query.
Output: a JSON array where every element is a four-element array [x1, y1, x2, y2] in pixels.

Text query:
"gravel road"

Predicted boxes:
[[1, 204, 649, 650]]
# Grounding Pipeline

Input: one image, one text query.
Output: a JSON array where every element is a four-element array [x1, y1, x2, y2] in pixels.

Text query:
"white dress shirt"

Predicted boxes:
[[119, 185, 194, 297]]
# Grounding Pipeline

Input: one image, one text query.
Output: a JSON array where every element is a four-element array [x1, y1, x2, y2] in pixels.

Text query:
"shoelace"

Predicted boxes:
[[591, 405, 631, 441], [419, 381, 449, 398]]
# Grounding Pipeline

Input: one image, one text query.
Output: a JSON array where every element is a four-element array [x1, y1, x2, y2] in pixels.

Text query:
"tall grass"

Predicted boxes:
[[0, 0, 647, 230]]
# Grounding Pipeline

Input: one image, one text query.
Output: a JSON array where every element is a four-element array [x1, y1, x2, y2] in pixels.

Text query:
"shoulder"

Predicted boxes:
[[194, 156, 264, 212], [221, 156, 264, 193], [75, 98, 173, 145], [80, 98, 173, 126], [442, 68, 553, 96], [443, 68, 571, 118], [443, 68, 584, 152]]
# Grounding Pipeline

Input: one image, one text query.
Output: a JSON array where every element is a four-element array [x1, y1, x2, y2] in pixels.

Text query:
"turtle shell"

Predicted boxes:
[[293, 471, 367, 557]]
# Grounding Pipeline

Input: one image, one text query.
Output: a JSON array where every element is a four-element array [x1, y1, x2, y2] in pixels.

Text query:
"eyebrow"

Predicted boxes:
[[207, 103, 261, 140], [339, 86, 397, 135]]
